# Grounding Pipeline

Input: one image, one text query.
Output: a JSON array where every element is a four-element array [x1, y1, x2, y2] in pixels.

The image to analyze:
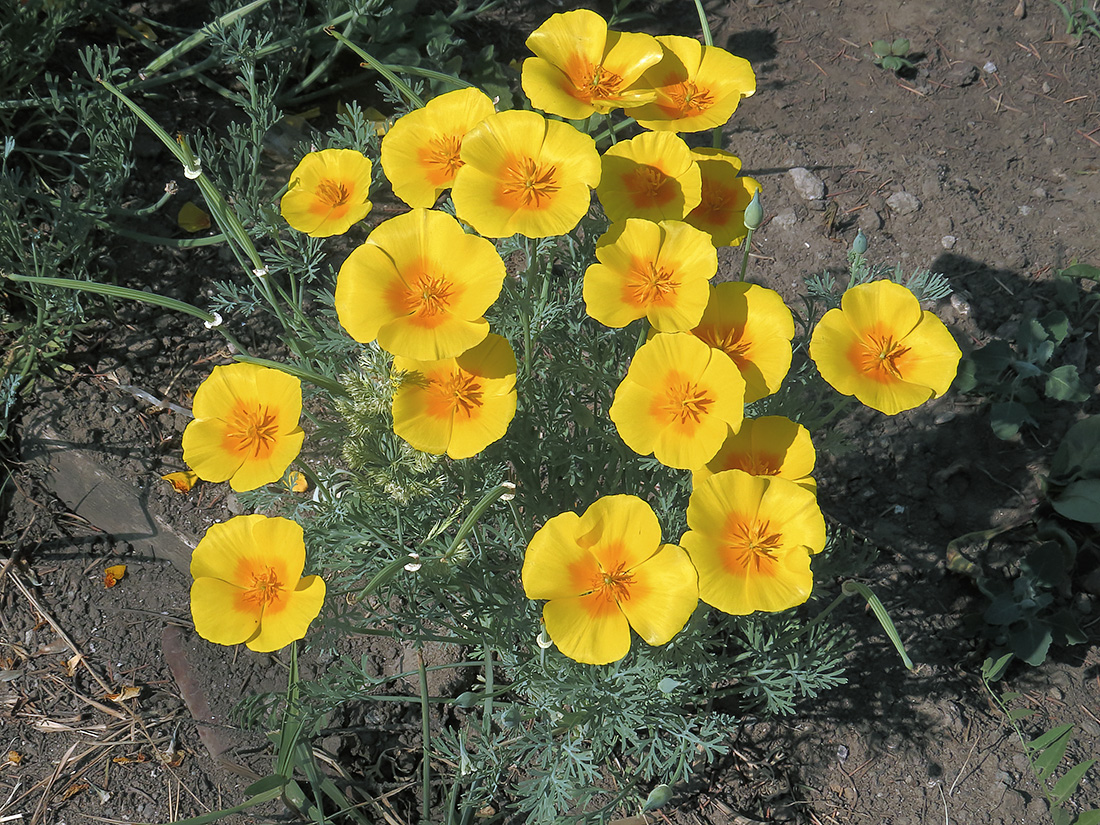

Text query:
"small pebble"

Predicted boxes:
[[941, 235, 957, 249], [772, 208, 798, 228], [886, 191, 922, 215], [983, 60, 998, 73], [837, 744, 849, 762], [788, 166, 825, 201], [1018, 204, 1032, 215]]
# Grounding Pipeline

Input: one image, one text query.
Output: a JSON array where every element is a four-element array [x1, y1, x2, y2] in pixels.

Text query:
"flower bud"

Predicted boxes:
[[743, 190, 763, 231], [852, 230, 868, 255]]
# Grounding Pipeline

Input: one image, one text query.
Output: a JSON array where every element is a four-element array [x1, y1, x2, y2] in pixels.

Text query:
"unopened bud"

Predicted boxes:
[[743, 190, 763, 231], [642, 784, 674, 813], [852, 229, 868, 255]]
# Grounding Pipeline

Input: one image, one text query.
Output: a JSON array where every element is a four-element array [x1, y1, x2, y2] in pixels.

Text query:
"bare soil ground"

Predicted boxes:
[[2, 1, 1099, 824]]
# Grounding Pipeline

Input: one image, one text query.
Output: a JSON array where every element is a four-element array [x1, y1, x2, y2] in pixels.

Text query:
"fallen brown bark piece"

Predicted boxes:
[[21, 413, 197, 575], [161, 625, 261, 781]]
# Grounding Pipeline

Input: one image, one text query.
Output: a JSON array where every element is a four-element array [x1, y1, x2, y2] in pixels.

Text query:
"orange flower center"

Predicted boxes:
[[590, 561, 635, 603], [658, 374, 713, 424], [572, 62, 625, 103], [420, 134, 464, 186], [626, 165, 675, 207], [430, 371, 484, 419], [315, 178, 351, 207], [720, 451, 782, 476], [665, 80, 715, 118], [224, 401, 281, 459], [725, 518, 783, 574], [499, 157, 561, 208], [409, 273, 455, 318], [243, 566, 284, 609], [858, 333, 911, 381], [695, 324, 750, 370], [629, 262, 680, 308]]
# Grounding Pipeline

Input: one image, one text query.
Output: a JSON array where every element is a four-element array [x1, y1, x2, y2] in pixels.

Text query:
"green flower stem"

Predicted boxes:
[[692, 0, 714, 46], [5, 272, 252, 356], [737, 228, 754, 281], [417, 648, 432, 825], [95, 79, 299, 349], [443, 483, 515, 560], [141, 0, 277, 75], [326, 29, 425, 109], [233, 354, 346, 397]]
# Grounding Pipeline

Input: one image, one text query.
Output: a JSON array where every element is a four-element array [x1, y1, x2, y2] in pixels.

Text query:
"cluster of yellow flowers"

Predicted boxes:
[[177, 9, 962, 663]]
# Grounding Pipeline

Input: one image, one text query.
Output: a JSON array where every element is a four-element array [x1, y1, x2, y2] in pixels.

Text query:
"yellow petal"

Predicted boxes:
[[695, 416, 815, 486], [176, 201, 211, 232], [615, 543, 698, 645], [245, 575, 326, 652], [452, 110, 600, 239], [381, 87, 496, 208], [597, 131, 701, 223], [633, 36, 757, 132], [161, 470, 199, 493], [280, 148, 373, 237], [543, 593, 631, 665], [336, 209, 505, 359], [190, 577, 260, 646], [610, 333, 744, 470], [682, 472, 822, 615], [103, 565, 126, 588], [522, 511, 596, 600], [576, 495, 663, 572]]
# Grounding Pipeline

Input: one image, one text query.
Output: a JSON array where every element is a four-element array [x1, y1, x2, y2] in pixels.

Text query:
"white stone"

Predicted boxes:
[[941, 235, 957, 249], [886, 191, 922, 215], [772, 208, 798, 228], [788, 166, 825, 200]]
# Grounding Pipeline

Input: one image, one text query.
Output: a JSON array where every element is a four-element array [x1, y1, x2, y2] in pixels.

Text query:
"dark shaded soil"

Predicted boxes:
[[2, 1, 1100, 824]]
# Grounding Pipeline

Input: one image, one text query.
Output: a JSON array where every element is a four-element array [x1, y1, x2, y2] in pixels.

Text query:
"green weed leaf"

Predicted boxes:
[[991, 401, 1030, 439], [1030, 724, 1074, 781], [1050, 416, 1100, 483], [1072, 810, 1100, 825], [1052, 759, 1095, 807], [1008, 708, 1037, 721], [1045, 365, 1088, 402], [1010, 622, 1052, 666], [1051, 479, 1100, 523], [1062, 263, 1100, 282], [1042, 310, 1071, 344]]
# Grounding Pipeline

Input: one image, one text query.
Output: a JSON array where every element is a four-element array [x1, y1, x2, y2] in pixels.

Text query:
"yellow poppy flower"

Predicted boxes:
[[335, 209, 506, 360], [522, 495, 698, 665], [693, 416, 817, 492], [190, 515, 326, 653], [690, 282, 794, 403], [684, 148, 762, 247], [182, 363, 304, 493], [380, 87, 496, 208], [392, 333, 517, 460], [596, 131, 701, 224], [451, 109, 601, 238], [632, 36, 757, 132], [809, 280, 962, 415], [280, 148, 373, 237], [583, 218, 715, 332], [521, 9, 663, 119], [610, 332, 745, 470], [681, 470, 825, 616]]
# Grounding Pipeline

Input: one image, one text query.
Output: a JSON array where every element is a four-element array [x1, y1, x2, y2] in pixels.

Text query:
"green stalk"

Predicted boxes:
[[6, 273, 216, 324], [326, 29, 425, 109], [417, 649, 432, 824], [692, 0, 714, 46], [141, 0, 277, 75], [841, 580, 914, 670], [737, 228, 754, 281]]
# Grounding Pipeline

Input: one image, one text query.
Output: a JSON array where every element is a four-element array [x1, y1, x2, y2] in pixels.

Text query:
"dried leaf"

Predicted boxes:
[[61, 782, 88, 801], [161, 470, 199, 493], [64, 652, 82, 677], [33, 639, 68, 656], [106, 685, 142, 703], [112, 752, 149, 764], [4, 751, 22, 765], [104, 564, 126, 588]]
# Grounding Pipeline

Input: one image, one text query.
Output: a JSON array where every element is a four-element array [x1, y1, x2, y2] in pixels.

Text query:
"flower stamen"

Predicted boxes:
[[500, 157, 561, 207], [660, 377, 714, 424], [860, 333, 911, 379], [315, 178, 351, 208], [224, 402, 280, 459], [590, 561, 635, 603], [243, 565, 284, 609], [629, 263, 680, 307]]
